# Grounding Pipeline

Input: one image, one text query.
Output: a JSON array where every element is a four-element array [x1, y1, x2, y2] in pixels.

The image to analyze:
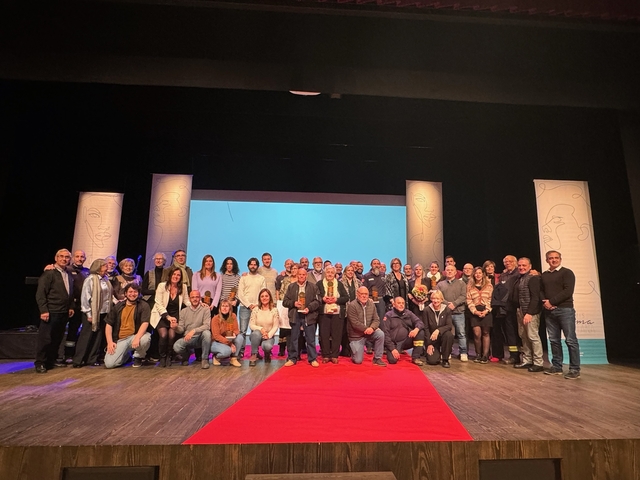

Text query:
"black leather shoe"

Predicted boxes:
[[528, 365, 544, 372], [442, 360, 450, 368], [35, 365, 47, 374], [514, 362, 533, 369]]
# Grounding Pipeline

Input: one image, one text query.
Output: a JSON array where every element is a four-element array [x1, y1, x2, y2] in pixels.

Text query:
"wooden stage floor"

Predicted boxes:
[[1, 355, 639, 446]]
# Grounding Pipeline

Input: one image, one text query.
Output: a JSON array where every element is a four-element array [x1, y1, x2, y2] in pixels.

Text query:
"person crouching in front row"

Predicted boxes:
[[424, 290, 454, 368]]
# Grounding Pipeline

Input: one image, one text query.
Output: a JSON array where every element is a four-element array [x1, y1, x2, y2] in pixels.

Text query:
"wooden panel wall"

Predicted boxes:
[[1, 440, 638, 480]]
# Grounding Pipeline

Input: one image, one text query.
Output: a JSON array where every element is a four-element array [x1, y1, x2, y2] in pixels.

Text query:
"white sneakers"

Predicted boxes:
[[460, 353, 468, 362]]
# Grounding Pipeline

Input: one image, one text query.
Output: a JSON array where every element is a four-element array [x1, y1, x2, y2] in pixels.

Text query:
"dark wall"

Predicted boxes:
[[2, 80, 638, 360]]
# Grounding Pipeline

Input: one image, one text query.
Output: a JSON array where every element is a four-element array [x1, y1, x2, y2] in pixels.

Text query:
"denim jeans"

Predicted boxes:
[[104, 333, 151, 369], [249, 330, 275, 354], [545, 307, 580, 371], [238, 306, 252, 355], [173, 331, 212, 361], [451, 312, 467, 355], [349, 328, 384, 363], [211, 335, 244, 359], [288, 319, 318, 363]]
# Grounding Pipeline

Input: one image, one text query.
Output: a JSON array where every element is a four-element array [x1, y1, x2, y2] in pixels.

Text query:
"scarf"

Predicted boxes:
[[89, 274, 103, 332], [322, 278, 339, 314]]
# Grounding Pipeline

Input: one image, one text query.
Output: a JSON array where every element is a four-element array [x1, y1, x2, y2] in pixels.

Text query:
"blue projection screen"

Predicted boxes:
[[187, 191, 406, 271]]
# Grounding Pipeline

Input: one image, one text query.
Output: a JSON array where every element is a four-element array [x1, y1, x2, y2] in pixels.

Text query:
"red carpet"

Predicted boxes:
[[184, 355, 472, 444]]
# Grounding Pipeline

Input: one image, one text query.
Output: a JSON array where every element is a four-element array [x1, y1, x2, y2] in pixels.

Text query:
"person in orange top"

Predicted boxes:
[[210, 299, 243, 367]]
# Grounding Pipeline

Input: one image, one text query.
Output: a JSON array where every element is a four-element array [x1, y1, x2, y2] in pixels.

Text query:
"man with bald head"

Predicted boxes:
[[381, 297, 425, 366], [514, 258, 544, 372], [346, 287, 386, 366], [283, 268, 321, 367], [172, 289, 212, 369]]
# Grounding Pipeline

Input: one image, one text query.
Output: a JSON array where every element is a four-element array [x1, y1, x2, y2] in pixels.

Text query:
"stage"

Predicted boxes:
[[1, 354, 639, 480]]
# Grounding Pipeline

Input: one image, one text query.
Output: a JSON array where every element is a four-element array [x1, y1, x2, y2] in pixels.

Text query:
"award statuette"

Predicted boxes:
[[430, 275, 437, 290], [326, 281, 338, 314], [297, 291, 306, 313], [229, 287, 237, 301], [203, 290, 212, 306], [372, 286, 379, 303]]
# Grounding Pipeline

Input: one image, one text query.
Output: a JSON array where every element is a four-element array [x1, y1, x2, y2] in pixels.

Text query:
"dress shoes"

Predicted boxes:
[[528, 365, 544, 372], [514, 362, 533, 369], [331, 358, 339, 364], [322, 358, 330, 364], [35, 365, 47, 374], [441, 360, 451, 368], [500, 357, 516, 365]]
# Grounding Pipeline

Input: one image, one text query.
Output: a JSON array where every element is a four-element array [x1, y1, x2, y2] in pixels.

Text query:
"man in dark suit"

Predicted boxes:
[[34, 249, 75, 373], [282, 268, 321, 367]]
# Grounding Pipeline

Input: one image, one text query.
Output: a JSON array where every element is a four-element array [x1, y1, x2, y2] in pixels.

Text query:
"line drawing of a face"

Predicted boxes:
[[537, 181, 600, 302], [153, 191, 188, 226], [408, 183, 443, 269], [84, 206, 112, 249], [542, 204, 590, 251], [412, 192, 436, 228], [146, 177, 192, 271]]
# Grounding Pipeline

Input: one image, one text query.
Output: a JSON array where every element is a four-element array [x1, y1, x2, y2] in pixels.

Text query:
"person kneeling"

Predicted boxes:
[[248, 289, 279, 366], [210, 299, 243, 367], [346, 287, 387, 367], [424, 290, 454, 368], [104, 283, 151, 369], [173, 290, 212, 369], [381, 296, 425, 366]]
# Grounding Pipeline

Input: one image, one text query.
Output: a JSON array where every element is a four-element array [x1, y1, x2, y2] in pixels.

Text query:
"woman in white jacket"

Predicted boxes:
[[151, 266, 187, 367]]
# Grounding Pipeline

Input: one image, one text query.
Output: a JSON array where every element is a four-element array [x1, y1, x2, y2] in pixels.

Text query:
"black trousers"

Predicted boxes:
[[491, 311, 520, 359], [318, 313, 343, 359], [385, 330, 425, 364], [73, 313, 107, 366], [425, 330, 454, 365], [35, 312, 68, 368], [63, 309, 83, 359], [339, 317, 352, 357]]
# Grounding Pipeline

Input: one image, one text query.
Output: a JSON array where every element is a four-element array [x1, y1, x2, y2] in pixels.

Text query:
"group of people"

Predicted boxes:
[[34, 249, 581, 379]]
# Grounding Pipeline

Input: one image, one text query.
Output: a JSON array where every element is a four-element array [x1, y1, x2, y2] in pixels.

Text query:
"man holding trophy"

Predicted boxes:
[[282, 268, 321, 367], [317, 266, 349, 364]]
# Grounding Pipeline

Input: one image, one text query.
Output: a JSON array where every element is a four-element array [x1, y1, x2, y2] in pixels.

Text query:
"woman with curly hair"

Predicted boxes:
[[219, 256, 241, 314]]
